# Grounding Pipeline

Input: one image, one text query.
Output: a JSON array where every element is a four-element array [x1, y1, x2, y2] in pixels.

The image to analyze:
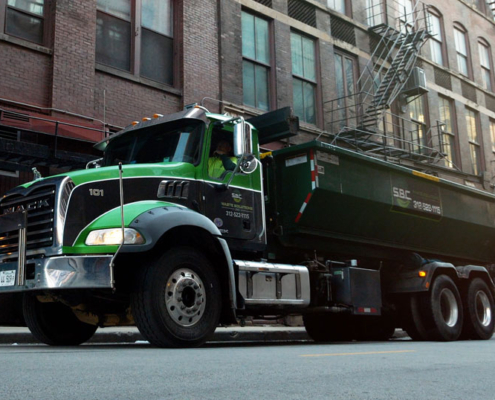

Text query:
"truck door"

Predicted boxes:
[[201, 126, 265, 248]]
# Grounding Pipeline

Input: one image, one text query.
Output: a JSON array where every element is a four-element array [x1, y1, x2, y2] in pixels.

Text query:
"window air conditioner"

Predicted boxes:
[[402, 67, 428, 97]]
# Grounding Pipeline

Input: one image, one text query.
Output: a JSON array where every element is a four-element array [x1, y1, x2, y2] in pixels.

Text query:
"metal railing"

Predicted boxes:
[[326, 93, 460, 169]]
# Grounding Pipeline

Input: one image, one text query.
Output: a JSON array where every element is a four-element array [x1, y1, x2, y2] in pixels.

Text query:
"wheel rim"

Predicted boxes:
[[475, 290, 492, 327], [165, 268, 206, 327], [439, 288, 458, 327]]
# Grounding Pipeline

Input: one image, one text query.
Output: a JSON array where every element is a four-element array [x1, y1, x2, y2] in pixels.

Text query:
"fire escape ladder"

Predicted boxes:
[[358, 1, 431, 131]]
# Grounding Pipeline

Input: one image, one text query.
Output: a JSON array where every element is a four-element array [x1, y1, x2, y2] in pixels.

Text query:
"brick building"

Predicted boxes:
[[1, 0, 495, 194]]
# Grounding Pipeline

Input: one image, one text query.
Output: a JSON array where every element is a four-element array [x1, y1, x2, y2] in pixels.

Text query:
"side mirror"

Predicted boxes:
[[233, 120, 253, 157], [239, 154, 258, 174]]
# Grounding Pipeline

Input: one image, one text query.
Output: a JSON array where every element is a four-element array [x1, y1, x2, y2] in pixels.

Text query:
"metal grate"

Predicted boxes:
[[461, 81, 477, 103], [253, 0, 272, 7], [0, 186, 56, 256], [330, 15, 356, 46], [485, 94, 495, 113], [415, 59, 423, 68], [434, 67, 452, 91], [288, 0, 316, 28], [0, 110, 30, 123]]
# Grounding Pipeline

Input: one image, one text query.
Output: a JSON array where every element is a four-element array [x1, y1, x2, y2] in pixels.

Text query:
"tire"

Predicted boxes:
[[461, 278, 495, 340], [403, 294, 428, 341], [354, 316, 395, 341], [23, 293, 97, 346], [417, 275, 463, 341], [303, 314, 355, 342], [131, 247, 222, 348]]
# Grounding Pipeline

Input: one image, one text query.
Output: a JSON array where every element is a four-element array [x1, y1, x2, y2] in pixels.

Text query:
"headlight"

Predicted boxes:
[[85, 228, 145, 246]]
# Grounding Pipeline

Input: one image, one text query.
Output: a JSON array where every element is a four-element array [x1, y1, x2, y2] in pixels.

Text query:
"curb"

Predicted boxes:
[[0, 328, 311, 345], [0, 328, 409, 345]]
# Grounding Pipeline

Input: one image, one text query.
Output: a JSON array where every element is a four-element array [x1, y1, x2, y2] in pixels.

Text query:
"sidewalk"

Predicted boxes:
[[0, 326, 409, 345]]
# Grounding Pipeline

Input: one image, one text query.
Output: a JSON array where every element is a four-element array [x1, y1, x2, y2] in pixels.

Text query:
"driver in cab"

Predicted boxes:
[[208, 139, 237, 178]]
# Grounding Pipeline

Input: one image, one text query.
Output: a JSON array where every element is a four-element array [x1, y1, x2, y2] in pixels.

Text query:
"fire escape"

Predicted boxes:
[[327, 1, 449, 166]]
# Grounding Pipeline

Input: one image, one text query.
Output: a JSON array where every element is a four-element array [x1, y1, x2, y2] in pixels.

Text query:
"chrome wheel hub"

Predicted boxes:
[[165, 268, 206, 327], [475, 290, 492, 328], [440, 288, 458, 328]]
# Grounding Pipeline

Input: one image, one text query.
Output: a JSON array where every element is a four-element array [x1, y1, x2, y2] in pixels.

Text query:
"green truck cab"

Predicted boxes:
[[0, 106, 494, 347]]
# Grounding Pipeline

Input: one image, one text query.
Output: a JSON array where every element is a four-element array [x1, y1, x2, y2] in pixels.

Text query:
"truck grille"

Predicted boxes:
[[0, 186, 56, 256]]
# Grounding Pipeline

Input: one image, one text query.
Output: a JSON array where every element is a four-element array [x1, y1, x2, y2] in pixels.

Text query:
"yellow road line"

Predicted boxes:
[[300, 350, 416, 358]]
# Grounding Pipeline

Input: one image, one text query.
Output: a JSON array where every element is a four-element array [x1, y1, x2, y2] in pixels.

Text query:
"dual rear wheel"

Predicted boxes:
[[404, 275, 494, 341]]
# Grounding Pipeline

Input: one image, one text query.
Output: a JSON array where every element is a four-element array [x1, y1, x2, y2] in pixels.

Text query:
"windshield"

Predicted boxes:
[[103, 119, 204, 166]]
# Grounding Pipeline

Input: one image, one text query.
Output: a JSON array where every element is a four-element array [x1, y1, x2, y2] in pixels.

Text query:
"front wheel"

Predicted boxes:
[[23, 293, 97, 346], [461, 278, 494, 340], [131, 247, 222, 348]]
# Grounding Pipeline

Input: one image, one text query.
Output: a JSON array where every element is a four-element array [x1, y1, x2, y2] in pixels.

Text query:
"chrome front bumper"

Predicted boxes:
[[0, 255, 114, 293]]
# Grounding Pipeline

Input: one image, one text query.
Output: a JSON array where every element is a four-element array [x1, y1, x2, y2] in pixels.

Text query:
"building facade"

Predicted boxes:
[[1, 0, 495, 194]]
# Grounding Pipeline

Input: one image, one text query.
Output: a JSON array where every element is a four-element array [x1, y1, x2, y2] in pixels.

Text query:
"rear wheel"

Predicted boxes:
[[461, 278, 494, 340], [303, 314, 355, 342], [403, 294, 428, 341], [23, 293, 97, 346], [418, 275, 463, 341], [132, 247, 221, 348]]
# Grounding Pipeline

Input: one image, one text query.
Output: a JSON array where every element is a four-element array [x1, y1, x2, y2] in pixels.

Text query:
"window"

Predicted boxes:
[[398, 0, 414, 32], [428, 11, 445, 66], [0, 0, 46, 45], [409, 96, 427, 154], [334, 51, 357, 130], [490, 119, 495, 153], [454, 25, 470, 77], [291, 32, 317, 125], [242, 12, 271, 111], [465, 108, 482, 175], [478, 40, 492, 91], [438, 97, 457, 168], [96, 0, 174, 86], [366, 0, 384, 26], [327, 0, 345, 14]]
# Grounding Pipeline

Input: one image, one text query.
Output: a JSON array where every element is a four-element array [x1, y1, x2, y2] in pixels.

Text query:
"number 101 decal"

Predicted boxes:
[[89, 189, 104, 197]]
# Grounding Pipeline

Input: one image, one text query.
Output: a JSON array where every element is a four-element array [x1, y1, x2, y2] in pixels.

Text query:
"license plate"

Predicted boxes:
[[0, 270, 16, 287]]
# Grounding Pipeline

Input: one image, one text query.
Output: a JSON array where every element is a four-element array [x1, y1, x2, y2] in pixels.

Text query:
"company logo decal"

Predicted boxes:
[[4, 198, 50, 214]]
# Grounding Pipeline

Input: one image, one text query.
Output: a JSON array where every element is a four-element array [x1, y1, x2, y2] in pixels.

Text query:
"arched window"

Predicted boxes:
[[478, 38, 493, 92], [428, 8, 446, 67], [453, 23, 471, 78]]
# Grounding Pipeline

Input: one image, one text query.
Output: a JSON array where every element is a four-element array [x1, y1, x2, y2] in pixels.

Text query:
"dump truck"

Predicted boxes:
[[0, 105, 494, 347]]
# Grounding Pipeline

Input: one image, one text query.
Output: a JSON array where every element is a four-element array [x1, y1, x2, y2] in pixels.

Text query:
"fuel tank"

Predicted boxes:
[[267, 141, 495, 265]]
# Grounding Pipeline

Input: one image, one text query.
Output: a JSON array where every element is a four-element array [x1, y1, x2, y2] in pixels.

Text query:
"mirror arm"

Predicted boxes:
[[222, 156, 242, 190]]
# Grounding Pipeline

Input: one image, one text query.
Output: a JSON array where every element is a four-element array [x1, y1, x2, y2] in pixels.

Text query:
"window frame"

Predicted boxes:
[[398, 0, 415, 32], [241, 10, 275, 112], [453, 23, 472, 79], [291, 30, 320, 126], [334, 49, 358, 131], [0, 0, 51, 47], [489, 118, 495, 154], [95, 0, 177, 87], [437, 96, 459, 169], [365, 0, 385, 27], [478, 38, 493, 92], [327, 0, 352, 17], [408, 94, 429, 155], [465, 107, 484, 175], [427, 8, 447, 67]]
